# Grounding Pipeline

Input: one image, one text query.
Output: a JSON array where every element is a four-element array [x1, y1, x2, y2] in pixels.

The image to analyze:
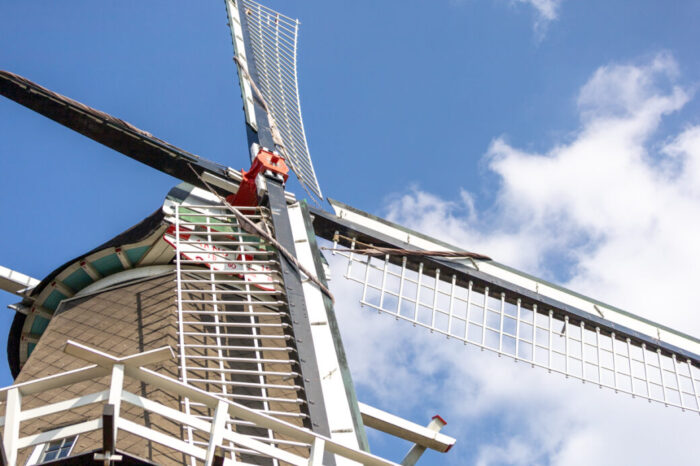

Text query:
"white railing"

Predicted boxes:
[[0, 341, 398, 466]]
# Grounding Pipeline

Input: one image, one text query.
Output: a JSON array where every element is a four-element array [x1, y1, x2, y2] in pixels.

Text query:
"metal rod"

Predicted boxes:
[[174, 207, 196, 466], [498, 293, 505, 354], [514, 299, 522, 361], [672, 354, 684, 410], [447, 275, 457, 336], [397, 257, 407, 316], [564, 316, 570, 377], [379, 254, 390, 310], [481, 287, 489, 348], [548, 310, 553, 372], [626, 338, 634, 395], [531, 305, 537, 367], [464, 281, 473, 344], [688, 358, 700, 412], [580, 321, 586, 381], [414, 263, 424, 323], [658, 349, 668, 405]]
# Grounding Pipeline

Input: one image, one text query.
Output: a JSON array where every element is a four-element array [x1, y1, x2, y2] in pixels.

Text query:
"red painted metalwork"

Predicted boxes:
[[227, 148, 289, 206]]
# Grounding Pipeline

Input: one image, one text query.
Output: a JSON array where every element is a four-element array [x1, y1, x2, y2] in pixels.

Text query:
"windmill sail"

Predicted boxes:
[[0, 71, 234, 190], [312, 199, 700, 415], [226, 0, 323, 201]]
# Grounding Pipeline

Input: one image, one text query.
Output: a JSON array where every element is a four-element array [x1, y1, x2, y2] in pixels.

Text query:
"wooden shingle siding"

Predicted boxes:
[[9, 271, 308, 465]]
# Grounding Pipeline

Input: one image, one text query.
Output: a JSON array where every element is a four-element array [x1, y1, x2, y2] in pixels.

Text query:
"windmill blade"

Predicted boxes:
[[0, 70, 233, 189], [227, 0, 323, 200], [311, 200, 700, 415]]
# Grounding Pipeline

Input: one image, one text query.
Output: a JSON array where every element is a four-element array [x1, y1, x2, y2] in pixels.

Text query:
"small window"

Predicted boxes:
[[39, 435, 77, 462]]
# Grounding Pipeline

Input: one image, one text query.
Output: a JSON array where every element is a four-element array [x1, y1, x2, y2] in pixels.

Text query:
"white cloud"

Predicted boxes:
[[512, 0, 563, 36], [515, 0, 560, 22], [449, 1, 563, 37], [331, 53, 700, 465]]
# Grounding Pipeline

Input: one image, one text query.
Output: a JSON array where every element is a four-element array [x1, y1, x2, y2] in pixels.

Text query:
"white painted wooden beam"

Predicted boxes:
[[20, 332, 41, 344], [79, 260, 102, 281], [0, 365, 108, 400], [401, 416, 448, 466], [201, 171, 240, 195], [63, 340, 174, 369], [3, 388, 21, 465], [121, 390, 210, 432], [119, 418, 207, 460], [225, 0, 257, 130], [205, 400, 229, 466], [358, 402, 455, 453], [115, 247, 133, 269], [17, 419, 102, 449], [119, 345, 176, 367], [8, 302, 53, 320], [50, 279, 74, 298], [20, 390, 108, 422], [0, 265, 39, 296], [309, 437, 326, 466], [108, 363, 125, 450]]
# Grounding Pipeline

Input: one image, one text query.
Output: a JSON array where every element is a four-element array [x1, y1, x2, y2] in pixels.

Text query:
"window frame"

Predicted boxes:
[[25, 435, 78, 465]]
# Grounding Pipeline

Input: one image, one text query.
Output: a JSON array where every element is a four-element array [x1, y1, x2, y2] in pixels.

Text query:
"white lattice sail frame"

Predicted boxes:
[[327, 202, 700, 416], [232, 0, 323, 201]]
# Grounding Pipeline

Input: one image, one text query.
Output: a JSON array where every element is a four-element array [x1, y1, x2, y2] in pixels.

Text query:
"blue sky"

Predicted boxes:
[[2, 1, 700, 464]]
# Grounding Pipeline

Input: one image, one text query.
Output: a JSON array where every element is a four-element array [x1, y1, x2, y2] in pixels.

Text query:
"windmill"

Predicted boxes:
[[0, 1, 698, 466]]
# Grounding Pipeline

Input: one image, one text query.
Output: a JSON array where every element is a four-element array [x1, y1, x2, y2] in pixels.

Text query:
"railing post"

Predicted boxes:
[[3, 387, 21, 466], [108, 364, 124, 445], [205, 400, 229, 466], [308, 437, 325, 466], [0, 432, 9, 466], [212, 446, 226, 466], [94, 404, 123, 464]]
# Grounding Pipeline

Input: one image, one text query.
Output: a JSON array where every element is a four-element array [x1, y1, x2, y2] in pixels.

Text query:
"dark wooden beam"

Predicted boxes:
[[0, 70, 232, 189]]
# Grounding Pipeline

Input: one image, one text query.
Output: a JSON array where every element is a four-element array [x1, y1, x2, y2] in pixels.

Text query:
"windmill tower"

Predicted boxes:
[[0, 1, 453, 465], [0, 1, 699, 466]]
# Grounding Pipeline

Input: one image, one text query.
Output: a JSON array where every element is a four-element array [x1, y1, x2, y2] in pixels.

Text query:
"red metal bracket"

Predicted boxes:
[[227, 148, 289, 206]]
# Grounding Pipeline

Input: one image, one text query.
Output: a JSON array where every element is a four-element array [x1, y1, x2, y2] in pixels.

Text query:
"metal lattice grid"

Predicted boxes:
[[238, 0, 323, 200], [170, 204, 313, 464], [331, 240, 700, 415]]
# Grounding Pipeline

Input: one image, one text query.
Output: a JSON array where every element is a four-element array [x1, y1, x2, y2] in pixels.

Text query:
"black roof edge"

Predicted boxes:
[[7, 207, 167, 379], [29, 208, 165, 296], [7, 312, 25, 378]]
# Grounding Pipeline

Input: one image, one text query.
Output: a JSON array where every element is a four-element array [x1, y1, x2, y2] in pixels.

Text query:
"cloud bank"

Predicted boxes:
[[331, 53, 700, 464]]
